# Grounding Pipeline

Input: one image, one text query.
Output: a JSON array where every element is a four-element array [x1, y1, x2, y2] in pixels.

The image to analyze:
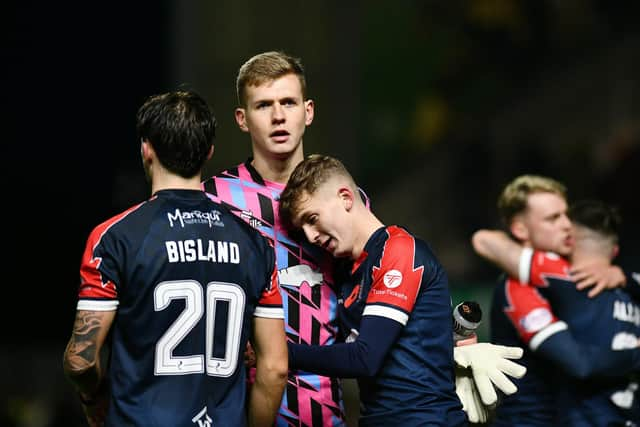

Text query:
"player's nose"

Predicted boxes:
[[302, 224, 320, 245]]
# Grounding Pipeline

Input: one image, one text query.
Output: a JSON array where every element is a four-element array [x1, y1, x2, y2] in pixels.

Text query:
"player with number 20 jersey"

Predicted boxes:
[[77, 189, 283, 426]]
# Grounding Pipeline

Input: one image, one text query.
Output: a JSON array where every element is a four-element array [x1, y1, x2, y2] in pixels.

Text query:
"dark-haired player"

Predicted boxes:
[[62, 90, 288, 427]]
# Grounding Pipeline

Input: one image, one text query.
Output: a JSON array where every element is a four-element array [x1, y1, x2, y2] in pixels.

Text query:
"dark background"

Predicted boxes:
[[6, 1, 639, 425]]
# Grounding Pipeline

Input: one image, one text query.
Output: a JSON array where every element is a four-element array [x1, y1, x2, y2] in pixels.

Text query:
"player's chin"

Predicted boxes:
[[557, 244, 573, 257], [269, 138, 299, 150], [332, 248, 350, 259]]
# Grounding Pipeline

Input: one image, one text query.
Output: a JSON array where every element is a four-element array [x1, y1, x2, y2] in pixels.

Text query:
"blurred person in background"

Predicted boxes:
[[473, 175, 640, 426], [62, 90, 288, 427]]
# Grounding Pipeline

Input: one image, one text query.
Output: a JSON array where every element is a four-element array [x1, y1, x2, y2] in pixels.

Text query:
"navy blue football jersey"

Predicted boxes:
[[337, 226, 467, 426], [489, 274, 559, 426], [77, 189, 283, 427], [490, 249, 640, 426], [523, 250, 640, 426]]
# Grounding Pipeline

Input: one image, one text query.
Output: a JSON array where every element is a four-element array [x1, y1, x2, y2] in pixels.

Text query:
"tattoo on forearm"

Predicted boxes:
[[64, 311, 106, 392]]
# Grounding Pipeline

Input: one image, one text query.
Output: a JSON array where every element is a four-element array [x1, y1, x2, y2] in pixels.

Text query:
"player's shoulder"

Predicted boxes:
[[89, 201, 147, 237], [382, 225, 440, 268], [529, 250, 570, 279], [386, 224, 434, 251], [531, 250, 569, 265], [216, 201, 274, 248], [202, 160, 258, 186], [202, 163, 242, 192]]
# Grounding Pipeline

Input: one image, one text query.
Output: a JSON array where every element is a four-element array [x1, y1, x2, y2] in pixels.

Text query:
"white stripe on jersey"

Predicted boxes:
[[363, 304, 409, 325], [77, 299, 119, 311], [254, 306, 285, 319], [529, 320, 568, 351], [519, 247, 534, 284]]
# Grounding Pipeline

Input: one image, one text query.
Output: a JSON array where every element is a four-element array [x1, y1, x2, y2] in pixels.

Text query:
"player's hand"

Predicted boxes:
[[455, 366, 491, 424], [456, 335, 479, 346], [453, 343, 527, 406], [244, 341, 257, 368], [571, 262, 626, 298]]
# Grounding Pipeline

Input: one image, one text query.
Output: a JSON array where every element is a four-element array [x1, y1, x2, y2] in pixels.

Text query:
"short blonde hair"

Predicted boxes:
[[279, 154, 355, 229], [498, 174, 567, 225], [236, 51, 306, 107]]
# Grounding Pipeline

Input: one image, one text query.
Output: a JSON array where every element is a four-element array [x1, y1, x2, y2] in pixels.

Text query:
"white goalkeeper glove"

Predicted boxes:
[[455, 368, 490, 423], [453, 343, 527, 406]]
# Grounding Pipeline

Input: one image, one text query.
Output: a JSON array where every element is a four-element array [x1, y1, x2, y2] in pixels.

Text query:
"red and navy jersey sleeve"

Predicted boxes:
[[364, 226, 424, 325], [78, 203, 144, 311], [502, 249, 573, 348], [502, 277, 563, 345], [519, 248, 571, 287], [255, 241, 284, 319]]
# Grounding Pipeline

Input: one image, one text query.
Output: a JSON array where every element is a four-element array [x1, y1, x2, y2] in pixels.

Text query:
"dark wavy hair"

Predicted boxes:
[[136, 90, 217, 178]]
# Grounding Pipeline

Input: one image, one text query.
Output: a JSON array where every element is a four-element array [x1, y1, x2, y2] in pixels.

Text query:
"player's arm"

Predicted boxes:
[[62, 309, 115, 427], [289, 315, 402, 377], [248, 316, 288, 427], [471, 229, 524, 279], [530, 323, 640, 379]]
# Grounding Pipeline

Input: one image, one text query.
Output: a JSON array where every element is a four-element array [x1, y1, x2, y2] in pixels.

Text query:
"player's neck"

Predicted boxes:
[[352, 210, 384, 260], [570, 250, 609, 266], [151, 173, 202, 194], [251, 149, 304, 184]]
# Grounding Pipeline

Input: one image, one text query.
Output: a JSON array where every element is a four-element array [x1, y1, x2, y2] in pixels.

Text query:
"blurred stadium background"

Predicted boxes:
[[6, 1, 639, 425]]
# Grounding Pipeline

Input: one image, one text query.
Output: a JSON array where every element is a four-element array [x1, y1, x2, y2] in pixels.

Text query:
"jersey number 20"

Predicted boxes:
[[154, 280, 245, 377]]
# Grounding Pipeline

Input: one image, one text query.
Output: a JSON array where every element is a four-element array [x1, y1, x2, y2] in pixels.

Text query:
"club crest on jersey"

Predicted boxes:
[[191, 406, 212, 427], [521, 307, 553, 332], [383, 270, 403, 288], [167, 208, 224, 228]]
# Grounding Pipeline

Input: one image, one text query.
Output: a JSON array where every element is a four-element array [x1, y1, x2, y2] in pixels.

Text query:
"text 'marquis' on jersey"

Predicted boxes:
[[77, 189, 283, 427]]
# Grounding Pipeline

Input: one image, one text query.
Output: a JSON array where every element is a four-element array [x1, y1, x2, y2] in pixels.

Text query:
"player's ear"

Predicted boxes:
[[207, 145, 214, 160], [510, 219, 529, 242], [235, 108, 248, 132], [141, 139, 154, 161], [304, 99, 315, 126], [611, 243, 620, 260], [338, 187, 354, 211]]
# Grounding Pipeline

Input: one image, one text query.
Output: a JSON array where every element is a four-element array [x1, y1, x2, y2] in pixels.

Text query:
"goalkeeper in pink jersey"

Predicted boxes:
[[203, 50, 526, 426]]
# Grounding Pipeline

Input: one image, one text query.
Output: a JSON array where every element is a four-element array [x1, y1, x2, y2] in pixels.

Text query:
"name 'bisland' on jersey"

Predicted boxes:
[[165, 239, 240, 264], [165, 208, 240, 264]]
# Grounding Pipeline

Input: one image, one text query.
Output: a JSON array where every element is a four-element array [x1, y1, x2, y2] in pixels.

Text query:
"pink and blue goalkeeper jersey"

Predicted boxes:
[[202, 160, 346, 427]]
